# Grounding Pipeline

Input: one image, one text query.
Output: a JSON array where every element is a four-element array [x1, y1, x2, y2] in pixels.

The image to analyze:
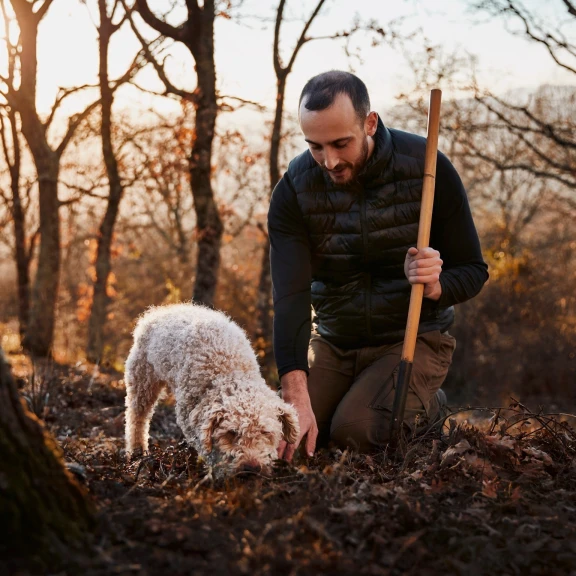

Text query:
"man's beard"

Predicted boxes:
[[323, 137, 370, 186]]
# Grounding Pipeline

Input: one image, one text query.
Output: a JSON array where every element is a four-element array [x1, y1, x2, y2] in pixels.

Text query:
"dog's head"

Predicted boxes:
[[200, 393, 299, 476]]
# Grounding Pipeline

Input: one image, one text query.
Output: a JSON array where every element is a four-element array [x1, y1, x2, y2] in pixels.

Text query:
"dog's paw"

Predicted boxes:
[[126, 447, 145, 462]]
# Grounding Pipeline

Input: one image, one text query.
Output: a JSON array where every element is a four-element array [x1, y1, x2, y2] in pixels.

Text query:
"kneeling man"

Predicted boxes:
[[270, 71, 489, 461]]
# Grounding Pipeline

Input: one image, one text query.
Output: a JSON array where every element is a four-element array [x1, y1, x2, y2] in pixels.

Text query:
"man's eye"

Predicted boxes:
[[310, 145, 321, 151], [334, 143, 347, 149]]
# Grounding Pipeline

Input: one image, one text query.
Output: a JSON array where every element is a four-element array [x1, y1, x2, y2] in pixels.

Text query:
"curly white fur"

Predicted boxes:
[[124, 303, 299, 476]]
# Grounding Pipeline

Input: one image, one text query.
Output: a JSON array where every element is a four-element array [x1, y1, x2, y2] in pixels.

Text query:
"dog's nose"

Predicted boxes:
[[240, 462, 262, 473]]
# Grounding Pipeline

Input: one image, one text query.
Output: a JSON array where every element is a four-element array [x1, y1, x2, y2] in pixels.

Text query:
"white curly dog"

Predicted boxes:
[[124, 303, 299, 476]]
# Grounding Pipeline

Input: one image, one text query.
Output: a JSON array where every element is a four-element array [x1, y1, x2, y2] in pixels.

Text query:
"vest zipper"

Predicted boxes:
[[359, 188, 372, 339]]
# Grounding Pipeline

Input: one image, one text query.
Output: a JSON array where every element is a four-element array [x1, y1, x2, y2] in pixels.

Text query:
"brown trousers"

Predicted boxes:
[[307, 329, 456, 452]]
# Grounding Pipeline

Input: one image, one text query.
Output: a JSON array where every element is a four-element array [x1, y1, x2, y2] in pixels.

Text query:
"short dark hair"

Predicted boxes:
[[299, 71, 370, 122]]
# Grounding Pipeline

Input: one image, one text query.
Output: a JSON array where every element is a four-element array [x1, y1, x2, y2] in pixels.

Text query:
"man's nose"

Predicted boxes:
[[324, 150, 340, 170]]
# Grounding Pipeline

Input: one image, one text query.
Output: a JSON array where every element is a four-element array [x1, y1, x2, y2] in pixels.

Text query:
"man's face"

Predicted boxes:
[[299, 93, 377, 185]]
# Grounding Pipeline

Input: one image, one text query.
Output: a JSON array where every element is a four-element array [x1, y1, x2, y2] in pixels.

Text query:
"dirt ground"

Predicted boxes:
[[7, 356, 576, 576]]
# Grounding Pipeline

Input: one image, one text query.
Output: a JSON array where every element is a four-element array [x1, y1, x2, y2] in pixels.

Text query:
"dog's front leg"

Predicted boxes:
[[124, 361, 165, 456]]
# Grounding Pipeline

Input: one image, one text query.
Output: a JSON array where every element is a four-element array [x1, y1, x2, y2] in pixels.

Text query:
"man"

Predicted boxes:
[[269, 71, 489, 462]]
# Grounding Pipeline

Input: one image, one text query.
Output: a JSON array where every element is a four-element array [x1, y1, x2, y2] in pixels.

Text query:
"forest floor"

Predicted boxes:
[[7, 352, 576, 576]]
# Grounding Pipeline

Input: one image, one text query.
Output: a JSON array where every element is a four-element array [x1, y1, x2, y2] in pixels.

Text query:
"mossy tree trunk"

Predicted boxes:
[[0, 348, 94, 572]]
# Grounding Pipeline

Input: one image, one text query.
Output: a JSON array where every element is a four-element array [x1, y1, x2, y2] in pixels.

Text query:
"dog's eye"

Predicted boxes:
[[223, 430, 238, 440]]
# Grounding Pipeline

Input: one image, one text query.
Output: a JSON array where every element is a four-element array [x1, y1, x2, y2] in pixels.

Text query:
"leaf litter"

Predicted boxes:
[[24, 363, 576, 575]]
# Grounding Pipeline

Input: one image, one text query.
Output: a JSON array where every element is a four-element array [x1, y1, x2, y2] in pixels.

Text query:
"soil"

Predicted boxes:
[[6, 359, 576, 576]]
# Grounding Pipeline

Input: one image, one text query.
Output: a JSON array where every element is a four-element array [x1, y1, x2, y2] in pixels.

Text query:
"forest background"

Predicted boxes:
[[0, 0, 575, 408]]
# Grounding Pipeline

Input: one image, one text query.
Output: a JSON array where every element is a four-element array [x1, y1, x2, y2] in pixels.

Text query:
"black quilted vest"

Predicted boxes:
[[287, 118, 454, 348]]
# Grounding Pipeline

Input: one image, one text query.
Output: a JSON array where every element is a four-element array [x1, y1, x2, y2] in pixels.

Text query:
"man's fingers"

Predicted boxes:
[[305, 426, 318, 457], [409, 274, 440, 285], [408, 247, 440, 260], [417, 247, 440, 258], [277, 439, 287, 459], [410, 258, 442, 269], [282, 428, 306, 462], [284, 443, 297, 462], [408, 267, 442, 282]]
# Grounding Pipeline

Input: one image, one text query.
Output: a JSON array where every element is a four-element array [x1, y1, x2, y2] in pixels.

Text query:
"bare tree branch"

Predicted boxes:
[[0, 110, 13, 171], [45, 84, 97, 130], [218, 94, 266, 112], [476, 92, 576, 150], [465, 147, 576, 188], [123, 2, 196, 101], [474, 0, 576, 75], [109, 45, 150, 92], [273, 0, 287, 77], [60, 180, 108, 202], [56, 99, 101, 158], [135, 0, 188, 42], [285, 0, 326, 74], [33, 0, 55, 22], [562, 0, 576, 17]]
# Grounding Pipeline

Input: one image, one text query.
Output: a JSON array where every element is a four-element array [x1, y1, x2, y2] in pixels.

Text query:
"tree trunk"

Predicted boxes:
[[14, 5, 60, 358], [255, 75, 287, 372], [134, 0, 223, 307], [23, 162, 60, 357], [12, 2, 96, 358], [5, 106, 31, 339], [87, 1, 125, 363], [12, 178, 30, 340], [189, 0, 222, 307], [0, 348, 94, 572]]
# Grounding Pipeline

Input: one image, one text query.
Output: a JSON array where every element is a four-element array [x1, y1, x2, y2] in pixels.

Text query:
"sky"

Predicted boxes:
[[1, 0, 575, 122]]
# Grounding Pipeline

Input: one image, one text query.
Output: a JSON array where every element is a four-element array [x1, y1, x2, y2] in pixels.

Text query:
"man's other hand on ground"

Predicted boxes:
[[278, 370, 318, 462]]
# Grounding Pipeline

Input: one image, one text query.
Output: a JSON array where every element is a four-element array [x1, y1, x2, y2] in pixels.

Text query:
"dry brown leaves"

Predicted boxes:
[[12, 364, 576, 575]]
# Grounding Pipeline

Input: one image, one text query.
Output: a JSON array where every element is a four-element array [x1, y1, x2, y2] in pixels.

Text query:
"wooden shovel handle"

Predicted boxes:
[[401, 89, 442, 362]]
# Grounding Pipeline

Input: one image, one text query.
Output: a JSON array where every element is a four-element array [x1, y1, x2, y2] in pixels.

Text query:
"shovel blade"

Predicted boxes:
[[389, 359, 413, 448]]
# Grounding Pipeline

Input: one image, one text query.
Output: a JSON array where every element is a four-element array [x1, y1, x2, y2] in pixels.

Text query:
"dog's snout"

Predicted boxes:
[[240, 462, 262, 473]]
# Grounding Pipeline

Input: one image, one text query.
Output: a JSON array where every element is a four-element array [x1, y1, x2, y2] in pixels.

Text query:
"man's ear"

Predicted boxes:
[[201, 411, 223, 453], [365, 111, 378, 137], [277, 403, 300, 444]]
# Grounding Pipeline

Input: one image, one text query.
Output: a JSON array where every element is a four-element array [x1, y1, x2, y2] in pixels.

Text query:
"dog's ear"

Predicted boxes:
[[277, 403, 300, 444], [202, 411, 223, 453]]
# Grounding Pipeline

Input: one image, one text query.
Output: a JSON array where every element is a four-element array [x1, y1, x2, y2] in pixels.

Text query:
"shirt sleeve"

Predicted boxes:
[[430, 152, 490, 308], [268, 171, 312, 378]]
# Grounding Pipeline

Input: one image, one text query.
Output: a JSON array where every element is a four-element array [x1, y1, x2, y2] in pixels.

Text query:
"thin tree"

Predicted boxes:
[[0, 1, 38, 340], [87, 0, 146, 362], [0, 108, 36, 338], [0, 0, 99, 357], [255, 0, 326, 363], [127, 0, 224, 307]]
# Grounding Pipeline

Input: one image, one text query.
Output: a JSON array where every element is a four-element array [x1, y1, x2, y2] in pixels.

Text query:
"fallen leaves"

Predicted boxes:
[[485, 434, 516, 451], [19, 362, 576, 576], [329, 502, 371, 515], [523, 446, 554, 466], [482, 478, 499, 499], [440, 439, 472, 468]]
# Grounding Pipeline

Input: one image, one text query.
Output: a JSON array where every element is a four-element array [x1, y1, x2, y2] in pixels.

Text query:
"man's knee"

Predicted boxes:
[[330, 418, 391, 453]]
